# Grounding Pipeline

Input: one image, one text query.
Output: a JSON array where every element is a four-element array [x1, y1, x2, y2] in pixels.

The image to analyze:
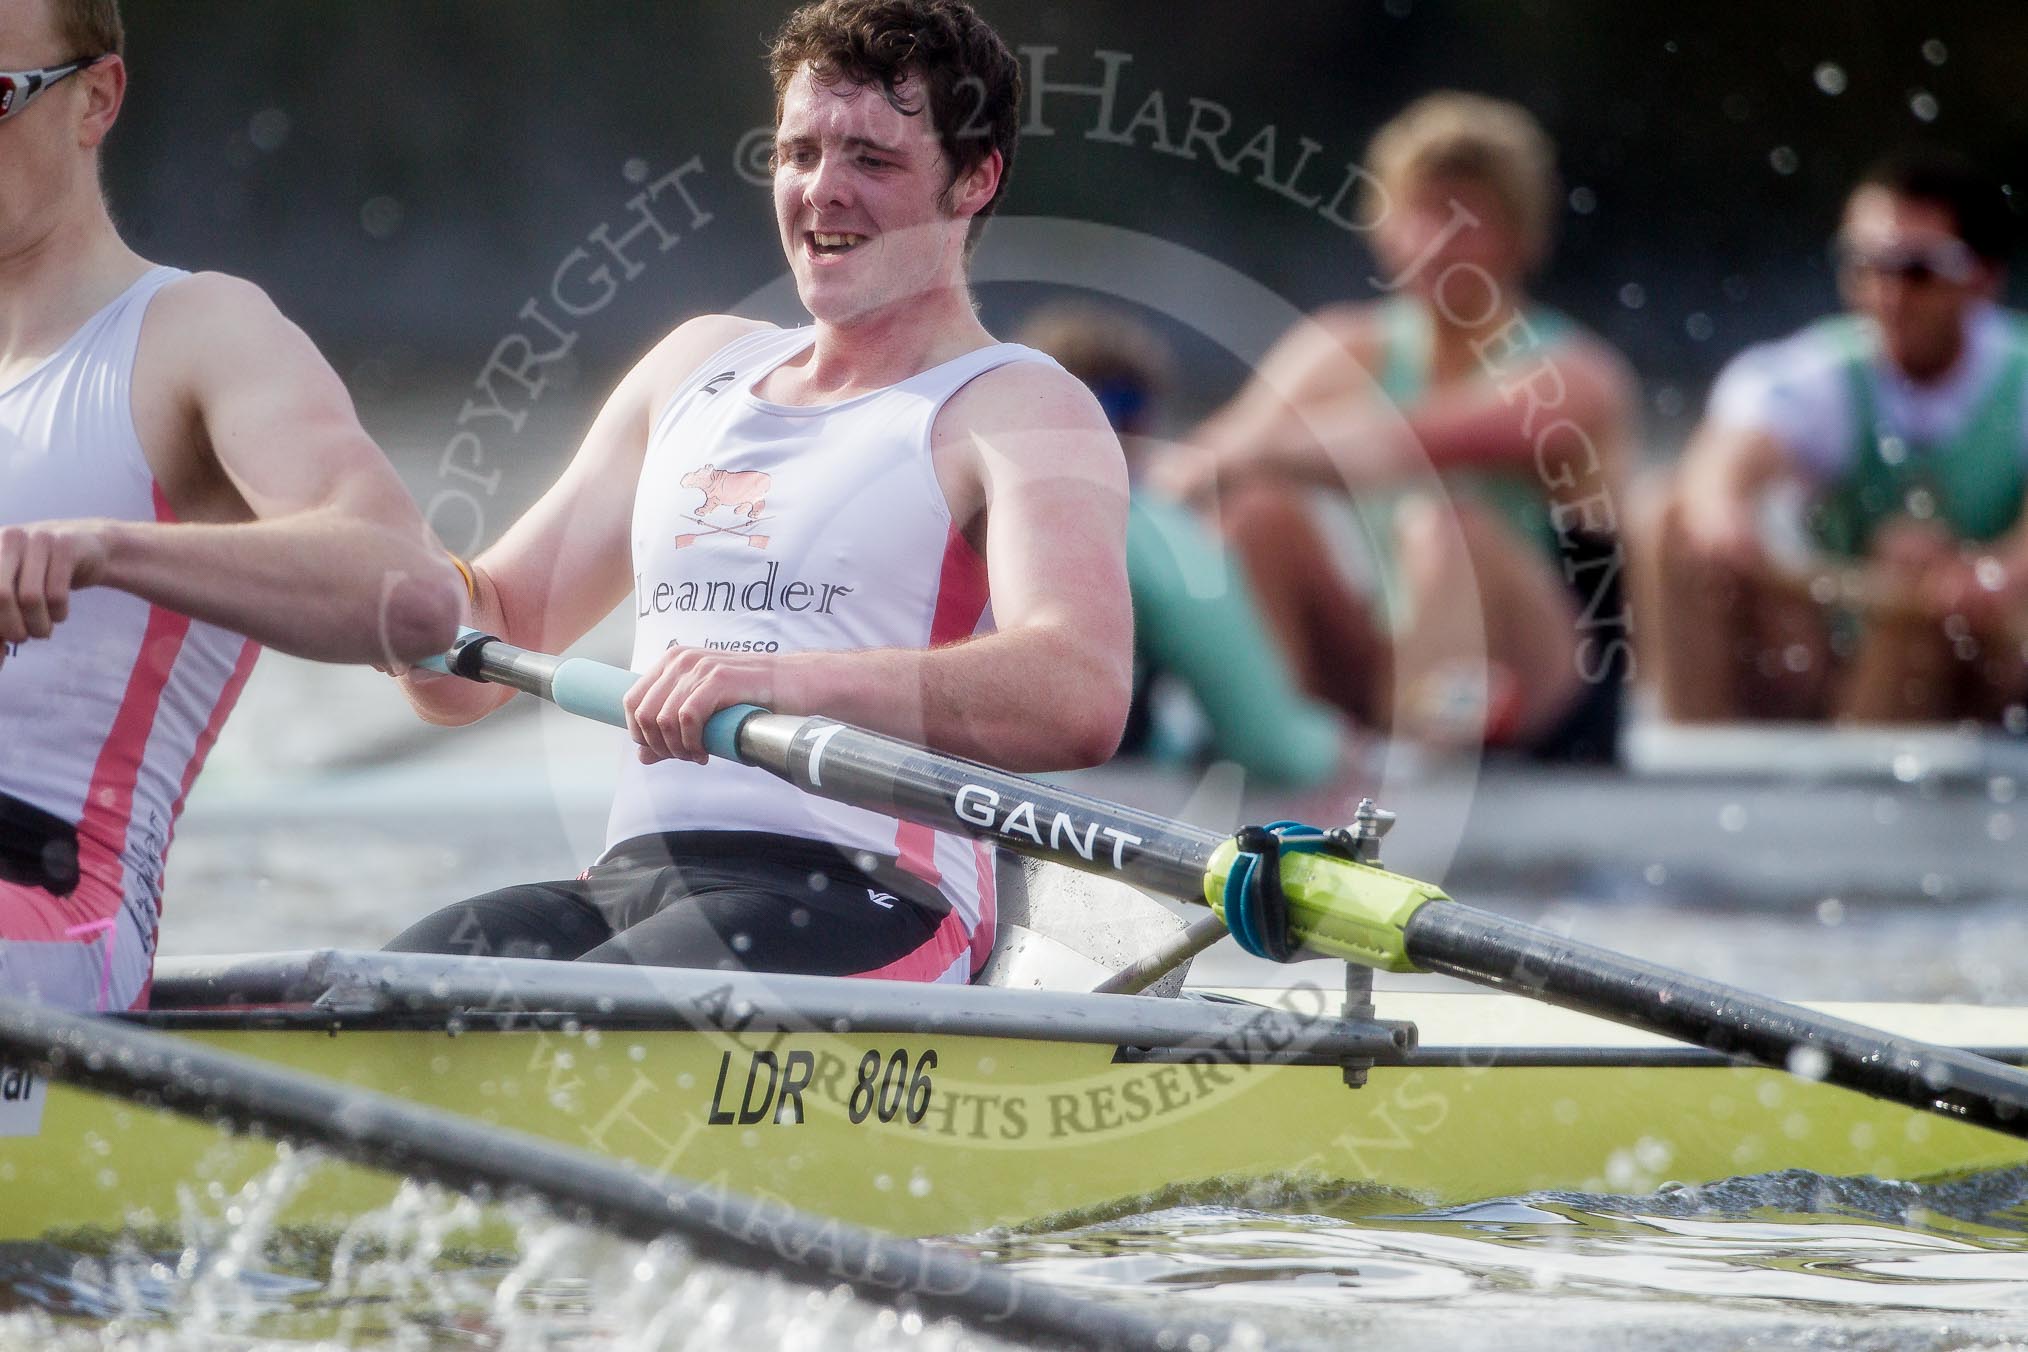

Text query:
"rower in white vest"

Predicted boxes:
[[0, 0, 463, 1011], [391, 0, 1132, 984]]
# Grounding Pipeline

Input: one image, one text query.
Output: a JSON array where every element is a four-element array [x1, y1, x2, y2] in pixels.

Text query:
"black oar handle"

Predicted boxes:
[[426, 632, 1226, 894], [1406, 904, 2028, 1137]]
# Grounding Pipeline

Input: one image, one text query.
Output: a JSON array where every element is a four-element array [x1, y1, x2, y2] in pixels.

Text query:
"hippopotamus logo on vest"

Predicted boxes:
[[677, 465, 771, 549]]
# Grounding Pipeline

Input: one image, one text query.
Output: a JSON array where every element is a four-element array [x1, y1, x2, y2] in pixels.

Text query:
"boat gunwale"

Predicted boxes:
[[112, 1006, 2028, 1073]]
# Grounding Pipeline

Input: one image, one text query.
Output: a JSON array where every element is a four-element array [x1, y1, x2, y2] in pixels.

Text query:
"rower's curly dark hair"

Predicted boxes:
[[767, 0, 1021, 246]]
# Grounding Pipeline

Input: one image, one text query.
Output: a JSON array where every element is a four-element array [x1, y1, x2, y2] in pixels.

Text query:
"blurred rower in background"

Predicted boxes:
[[1155, 92, 1639, 762], [1645, 149, 2028, 726], [1013, 302, 1361, 788]]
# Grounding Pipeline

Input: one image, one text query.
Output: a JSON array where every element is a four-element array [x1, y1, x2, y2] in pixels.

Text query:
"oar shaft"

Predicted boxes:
[[0, 997, 1205, 1352], [1404, 904, 2028, 1135]]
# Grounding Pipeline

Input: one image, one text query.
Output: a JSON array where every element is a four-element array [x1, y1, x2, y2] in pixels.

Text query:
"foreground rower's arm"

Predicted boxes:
[[394, 315, 770, 726], [625, 362, 1133, 771], [0, 274, 462, 666]]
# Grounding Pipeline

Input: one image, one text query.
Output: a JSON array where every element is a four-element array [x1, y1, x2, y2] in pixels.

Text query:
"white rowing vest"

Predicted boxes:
[[608, 325, 1056, 935], [0, 266, 258, 951]]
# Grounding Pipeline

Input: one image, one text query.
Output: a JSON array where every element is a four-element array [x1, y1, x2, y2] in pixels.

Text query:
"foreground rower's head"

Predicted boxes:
[[1837, 148, 2012, 383], [1362, 91, 1558, 305], [766, 0, 1020, 328], [0, 0, 123, 251]]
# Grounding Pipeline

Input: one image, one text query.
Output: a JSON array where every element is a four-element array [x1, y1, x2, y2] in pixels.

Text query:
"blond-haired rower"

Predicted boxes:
[[1158, 92, 1638, 760]]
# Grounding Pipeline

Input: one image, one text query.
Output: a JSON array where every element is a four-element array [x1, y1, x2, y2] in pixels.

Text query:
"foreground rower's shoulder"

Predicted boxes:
[[145, 271, 314, 366], [939, 351, 1118, 453], [630, 313, 777, 409]]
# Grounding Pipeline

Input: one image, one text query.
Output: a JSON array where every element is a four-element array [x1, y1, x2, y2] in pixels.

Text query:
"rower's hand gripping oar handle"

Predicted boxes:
[[420, 627, 766, 760]]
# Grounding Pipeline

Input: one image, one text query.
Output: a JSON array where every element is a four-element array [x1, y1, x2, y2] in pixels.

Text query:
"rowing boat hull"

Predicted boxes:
[[6, 991, 2024, 1241]]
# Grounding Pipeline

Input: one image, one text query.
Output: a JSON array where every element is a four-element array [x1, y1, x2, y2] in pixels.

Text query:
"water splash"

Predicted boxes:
[[0, 1154, 1046, 1350]]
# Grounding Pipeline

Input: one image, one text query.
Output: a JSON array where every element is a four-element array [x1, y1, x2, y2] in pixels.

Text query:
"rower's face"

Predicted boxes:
[[1373, 174, 1534, 300], [1838, 186, 1996, 381], [772, 65, 996, 325], [0, 0, 118, 249]]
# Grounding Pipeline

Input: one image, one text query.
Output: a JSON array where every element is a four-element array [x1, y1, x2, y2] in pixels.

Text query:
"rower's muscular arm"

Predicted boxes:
[[1189, 305, 1375, 462], [395, 315, 769, 726], [1164, 314, 1633, 500], [1393, 339, 1633, 475], [2, 274, 462, 664], [625, 363, 1134, 771]]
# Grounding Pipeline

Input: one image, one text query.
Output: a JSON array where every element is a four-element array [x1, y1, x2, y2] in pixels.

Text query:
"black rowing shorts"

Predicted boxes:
[[385, 830, 975, 981]]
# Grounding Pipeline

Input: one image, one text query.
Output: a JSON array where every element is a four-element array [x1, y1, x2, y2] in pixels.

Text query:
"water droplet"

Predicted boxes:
[[1685, 311, 1714, 341], [1991, 775, 2018, 804], [1618, 282, 1647, 309], [1787, 1045, 1831, 1081], [1644, 863, 1667, 886], [1770, 146, 1800, 176], [1923, 38, 1948, 65], [1817, 897, 1845, 926], [1987, 813, 2014, 841], [1569, 185, 1598, 215], [1813, 63, 1848, 95], [1910, 90, 1940, 122], [1718, 802, 1747, 831], [248, 107, 291, 152], [360, 195, 404, 240]]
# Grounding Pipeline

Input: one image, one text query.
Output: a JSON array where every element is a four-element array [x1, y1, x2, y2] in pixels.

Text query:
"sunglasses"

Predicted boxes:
[[1833, 236, 1978, 286], [0, 55, 105, 124]]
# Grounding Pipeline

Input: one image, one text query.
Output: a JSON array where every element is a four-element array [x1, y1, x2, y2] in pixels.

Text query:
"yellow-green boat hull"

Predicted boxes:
[[6, 992, 2024, 1240]]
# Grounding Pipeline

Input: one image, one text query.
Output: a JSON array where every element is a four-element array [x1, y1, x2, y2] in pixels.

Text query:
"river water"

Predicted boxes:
[[7, 646, 2028, 1349]]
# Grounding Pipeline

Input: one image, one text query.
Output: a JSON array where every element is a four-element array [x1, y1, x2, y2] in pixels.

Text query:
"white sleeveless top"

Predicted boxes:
[[608, 324, 1057, 931], [0, 266, 258, 912]]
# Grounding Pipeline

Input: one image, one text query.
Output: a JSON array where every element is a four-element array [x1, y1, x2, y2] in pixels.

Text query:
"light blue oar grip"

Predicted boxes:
[[550, 658, 639, 731], [704, 704, 767, 763]]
